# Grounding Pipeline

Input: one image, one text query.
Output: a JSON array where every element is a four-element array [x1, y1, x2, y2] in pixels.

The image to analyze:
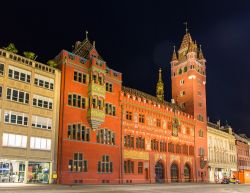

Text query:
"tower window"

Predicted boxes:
[[180, 91, 185, 97], [198, 102, 202, 107], [180, 80, 184, 85], [126, 111, 132, 120], [139, 114, 145, 123], [197, 114, 204, 122]]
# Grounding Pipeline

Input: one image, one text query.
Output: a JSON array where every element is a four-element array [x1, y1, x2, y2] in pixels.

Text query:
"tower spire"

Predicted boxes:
[[198, 44, 205, 60], [183, 22, 188, 34], [156, 68, 164, 102], [171, 45, 178, 61], [85, 30, 89, 40]]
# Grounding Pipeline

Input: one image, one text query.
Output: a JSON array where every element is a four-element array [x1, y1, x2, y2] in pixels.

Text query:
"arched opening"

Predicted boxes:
[[155, 161, 164, 183], [171, 163, 179, 182], [184, 163, 191, 182]]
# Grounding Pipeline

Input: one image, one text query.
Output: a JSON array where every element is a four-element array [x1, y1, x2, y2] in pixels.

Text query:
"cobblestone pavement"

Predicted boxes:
[[0, 183, 250, 193]]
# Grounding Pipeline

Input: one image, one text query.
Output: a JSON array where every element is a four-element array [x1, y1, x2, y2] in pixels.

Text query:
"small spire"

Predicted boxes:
[[158, 68, 163, 82], [156, 68, 164, 102], [85, 30, 89, 40], [198, 44, 205, 60], [183, 22, 188, 34], [171, 45, 178, 61], [93, 41, 96, 48]]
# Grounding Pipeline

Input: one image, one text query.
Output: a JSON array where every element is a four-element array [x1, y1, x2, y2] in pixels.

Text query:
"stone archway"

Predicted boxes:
[[170, 163, 179, 182], [155, 161, 164, 183], [184, 163, 191, 182]]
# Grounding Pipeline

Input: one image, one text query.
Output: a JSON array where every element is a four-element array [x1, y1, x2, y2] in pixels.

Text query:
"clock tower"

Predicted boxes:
[[171, 29, 208, 182]]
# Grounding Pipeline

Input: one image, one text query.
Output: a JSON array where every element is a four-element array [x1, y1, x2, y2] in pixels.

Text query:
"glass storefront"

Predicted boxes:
[[0, 160, 25, 183], [27, 162, 50, 183]]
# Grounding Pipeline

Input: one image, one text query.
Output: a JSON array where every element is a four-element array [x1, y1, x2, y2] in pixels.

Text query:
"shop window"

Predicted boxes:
[[124, 160, 134, 174], [97, 155, 113, 173], [27, 162, 50, 183], [138, 162, 143, 174]]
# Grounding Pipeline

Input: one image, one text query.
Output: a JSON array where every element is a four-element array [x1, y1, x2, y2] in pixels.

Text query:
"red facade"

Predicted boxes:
[[56, 32, 208, 184]]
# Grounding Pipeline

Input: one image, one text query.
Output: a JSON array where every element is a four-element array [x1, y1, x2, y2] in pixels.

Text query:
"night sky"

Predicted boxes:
[[1, 1, 250, 136]]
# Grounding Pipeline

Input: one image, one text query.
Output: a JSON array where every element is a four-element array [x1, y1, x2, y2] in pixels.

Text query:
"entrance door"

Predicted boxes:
[[155, 161, 164, 183], [171, 163, 179, 182], [184, 164, 191, 182]]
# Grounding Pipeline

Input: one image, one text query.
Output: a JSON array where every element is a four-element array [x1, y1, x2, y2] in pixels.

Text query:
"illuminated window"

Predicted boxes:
[[2, 133, 27, 148]]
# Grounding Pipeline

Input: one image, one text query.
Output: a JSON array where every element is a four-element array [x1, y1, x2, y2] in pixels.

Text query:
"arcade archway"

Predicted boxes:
[[171, 163, 179, 182]]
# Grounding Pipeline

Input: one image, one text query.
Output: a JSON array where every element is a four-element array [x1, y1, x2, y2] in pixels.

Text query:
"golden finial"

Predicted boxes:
[[93, 41, 96, 48], [183, 22, 188, 34], [85, 30, 88, 40]]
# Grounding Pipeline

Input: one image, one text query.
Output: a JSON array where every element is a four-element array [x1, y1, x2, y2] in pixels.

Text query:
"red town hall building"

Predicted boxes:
[[56, 30, 208, 184]]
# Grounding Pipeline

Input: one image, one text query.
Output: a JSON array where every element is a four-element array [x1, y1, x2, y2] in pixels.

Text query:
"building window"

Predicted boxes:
[[197, 114, 204, 122], [176, 144, 181, 154], [136, 137, 145, 149], [199, 129, 204, 137], [160, 141, 167, 152], [151, 139, 159, 151], [199, 147, 205, 156], [183, 144, 188, 155], [98, 155, 113, 173], [68, 94, 86, 109], [106, 83, 113, 92], [124, 135, 134, 148], [8, 66, 31, 83], [189, 146, 194, 155], [139, 114, 145, 123], [156, 119, 161, 127], [124, 160, 134, 174], [68, 124, 90, 141], [105, 103, 116, 116], [74, 71, 87, 84], [198, 102, 202, 107], [2, 133, 27, 148], [168, 142, 174, 153], [6, 88, 29, 104], [0, 86, 2, 98], [138, 162, 143, 174], [31, 115, 52, 130], [34, 74, 54, 90], [33, 94, 53, 110], [68, 152, 87, 172], [4, 110, 28, 126], [180, 79, 184, 85], [96, 129, 115, 145], [30, 137, 51, 150], [180, 91, 185, 97], [0, 63, 4, 76], [126, 111, 132, 120]]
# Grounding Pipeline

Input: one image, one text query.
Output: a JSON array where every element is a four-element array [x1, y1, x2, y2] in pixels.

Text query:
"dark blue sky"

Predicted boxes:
[[1, 0, 250, 135]]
